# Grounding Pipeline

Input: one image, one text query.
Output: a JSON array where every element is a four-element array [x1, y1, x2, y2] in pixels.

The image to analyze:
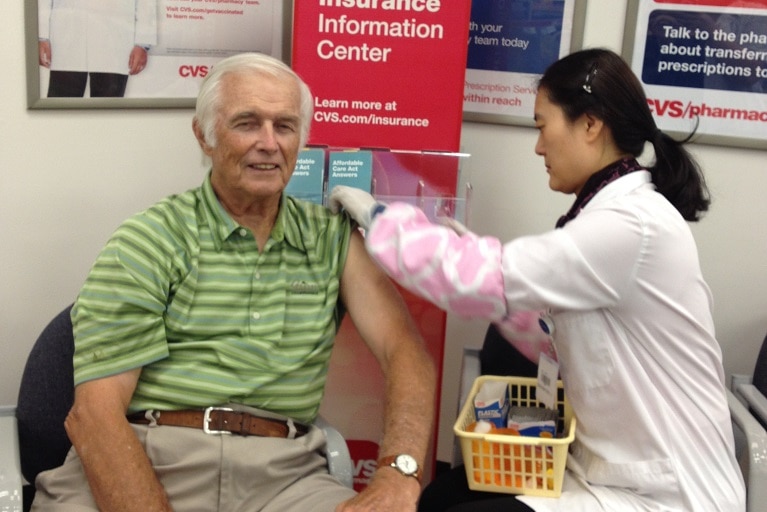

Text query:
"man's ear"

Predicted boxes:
[[192, 118, 213, 155]]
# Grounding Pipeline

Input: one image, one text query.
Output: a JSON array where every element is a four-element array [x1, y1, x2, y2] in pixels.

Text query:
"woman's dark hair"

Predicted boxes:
[[537, 48, 710, 221]]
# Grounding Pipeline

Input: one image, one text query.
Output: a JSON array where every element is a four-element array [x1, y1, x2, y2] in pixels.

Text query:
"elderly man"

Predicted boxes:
[[31, 53, 436, 511]]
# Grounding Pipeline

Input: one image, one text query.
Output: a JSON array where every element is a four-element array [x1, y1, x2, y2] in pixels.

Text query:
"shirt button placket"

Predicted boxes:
[[250, 254, 264, 329]]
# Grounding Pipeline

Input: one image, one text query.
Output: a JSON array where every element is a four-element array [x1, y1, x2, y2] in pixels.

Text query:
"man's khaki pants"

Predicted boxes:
[[31, 413, 356, 511]]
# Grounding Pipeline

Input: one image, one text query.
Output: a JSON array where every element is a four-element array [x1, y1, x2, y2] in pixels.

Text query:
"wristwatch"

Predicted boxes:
[[378, 454, 421, 482]]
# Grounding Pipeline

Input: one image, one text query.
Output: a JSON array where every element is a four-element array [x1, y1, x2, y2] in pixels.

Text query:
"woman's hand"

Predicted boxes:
[[328, 185, 381, 229]]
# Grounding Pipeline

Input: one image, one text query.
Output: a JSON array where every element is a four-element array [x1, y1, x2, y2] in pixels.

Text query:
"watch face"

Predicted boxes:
[[395, 454, 418, 475]]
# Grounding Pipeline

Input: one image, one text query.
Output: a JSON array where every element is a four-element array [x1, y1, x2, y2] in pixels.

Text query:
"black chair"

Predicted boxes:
[[478, 323, 539, 379], [752, 333, 767, 402], [15, 304, 75, 510]]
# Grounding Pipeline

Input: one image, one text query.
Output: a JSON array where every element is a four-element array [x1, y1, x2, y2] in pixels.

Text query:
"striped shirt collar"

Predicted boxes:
[[199, 172, 315, 254]]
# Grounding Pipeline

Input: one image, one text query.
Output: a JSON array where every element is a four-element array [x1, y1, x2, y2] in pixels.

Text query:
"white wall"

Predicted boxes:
[[2, 0, 765, 465], [0, 2, 208, 401]]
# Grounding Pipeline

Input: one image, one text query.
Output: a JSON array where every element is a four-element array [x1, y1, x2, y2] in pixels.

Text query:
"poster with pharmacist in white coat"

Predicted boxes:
[[34, 0, 284, 101]]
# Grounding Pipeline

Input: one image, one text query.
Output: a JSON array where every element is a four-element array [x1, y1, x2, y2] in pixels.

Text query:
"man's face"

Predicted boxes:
[[201, 71, 302, 205]]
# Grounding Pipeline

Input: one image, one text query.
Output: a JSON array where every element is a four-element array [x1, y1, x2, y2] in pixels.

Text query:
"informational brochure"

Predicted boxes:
[[326, 150, 373, 194], [286, 148, 326, 205]]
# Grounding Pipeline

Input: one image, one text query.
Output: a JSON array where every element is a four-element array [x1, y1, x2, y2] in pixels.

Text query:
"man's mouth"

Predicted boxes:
[[249, 163, 279, 171]]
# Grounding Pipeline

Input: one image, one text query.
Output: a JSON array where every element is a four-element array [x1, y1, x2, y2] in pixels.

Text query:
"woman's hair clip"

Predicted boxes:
[[582, 63, 598, 94]]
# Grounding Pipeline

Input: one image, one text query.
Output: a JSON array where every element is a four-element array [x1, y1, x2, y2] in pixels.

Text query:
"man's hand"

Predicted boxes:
[[39, 40, 51, 68], [128, 46, 149, 75], [335, 467, 421, 512], [328, 185, 380, 230], [66, 369, 173, 511]]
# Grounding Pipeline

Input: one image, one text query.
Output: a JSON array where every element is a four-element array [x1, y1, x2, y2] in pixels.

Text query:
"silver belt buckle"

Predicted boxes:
[[203, 406, 234, 435]]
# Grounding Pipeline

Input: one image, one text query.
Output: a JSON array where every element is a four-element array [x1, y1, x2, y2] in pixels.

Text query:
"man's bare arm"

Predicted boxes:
[[65, 368, 173, 511], [336, 230, 437, 511]]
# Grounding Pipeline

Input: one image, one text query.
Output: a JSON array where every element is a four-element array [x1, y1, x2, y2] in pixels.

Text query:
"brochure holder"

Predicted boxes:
[[287, 147, 472, 225]]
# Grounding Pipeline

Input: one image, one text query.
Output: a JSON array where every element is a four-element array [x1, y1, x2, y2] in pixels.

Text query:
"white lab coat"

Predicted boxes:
[[38, 0, 157, 74], [366, 170, 746, 511], [504, 172, 745, 511]]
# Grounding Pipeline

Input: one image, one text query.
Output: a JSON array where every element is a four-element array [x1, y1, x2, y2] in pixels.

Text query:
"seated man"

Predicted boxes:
[[31, 53, 436, 512]]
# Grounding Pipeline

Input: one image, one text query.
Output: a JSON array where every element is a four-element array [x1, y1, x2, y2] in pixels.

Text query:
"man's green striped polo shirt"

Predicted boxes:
[[72, 175, 352, 423]]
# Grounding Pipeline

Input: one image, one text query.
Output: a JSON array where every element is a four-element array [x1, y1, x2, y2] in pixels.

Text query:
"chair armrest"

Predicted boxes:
[[727, 390, 767, 512], [0, 406, 23, 511], [731, 373, 754, 405], [315, 416, 353, 489], [735, 383, 767, 427]]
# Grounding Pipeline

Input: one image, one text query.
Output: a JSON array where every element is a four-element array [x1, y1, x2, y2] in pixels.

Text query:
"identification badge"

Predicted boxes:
[[537, 351, 559, 410]]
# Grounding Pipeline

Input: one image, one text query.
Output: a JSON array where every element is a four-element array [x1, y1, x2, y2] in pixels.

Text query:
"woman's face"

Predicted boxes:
[[533, 89, 595, 196]]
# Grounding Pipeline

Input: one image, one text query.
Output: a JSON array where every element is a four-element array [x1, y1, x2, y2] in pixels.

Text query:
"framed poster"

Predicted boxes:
[[25, 0, 291, 109], [462, 0, 587, 126], [624, 0, 767, 149]]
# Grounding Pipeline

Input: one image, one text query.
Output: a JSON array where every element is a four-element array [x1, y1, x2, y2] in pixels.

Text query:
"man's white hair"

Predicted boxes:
[[194, 53, 313, 149]]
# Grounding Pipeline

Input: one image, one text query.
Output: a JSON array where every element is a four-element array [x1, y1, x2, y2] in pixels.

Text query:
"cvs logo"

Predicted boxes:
[[353, 459, 378, 480], [647, 98, 684, 118], [347, 439, 380, 492], [179, 65, 209, 78], [314, 111, 339, 123]]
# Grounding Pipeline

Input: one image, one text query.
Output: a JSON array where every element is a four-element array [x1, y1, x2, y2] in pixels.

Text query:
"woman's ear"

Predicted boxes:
[[583, 113, 605, 142]]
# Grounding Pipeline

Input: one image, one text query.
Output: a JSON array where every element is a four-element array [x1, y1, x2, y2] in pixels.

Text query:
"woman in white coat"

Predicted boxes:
[[38, 0, 157, 97], [329, 48, 746, 511]]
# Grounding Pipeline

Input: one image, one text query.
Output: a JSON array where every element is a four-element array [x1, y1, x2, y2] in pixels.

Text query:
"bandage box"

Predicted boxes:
[[507, 406, 558, 438], [473, 380, 509, 428]]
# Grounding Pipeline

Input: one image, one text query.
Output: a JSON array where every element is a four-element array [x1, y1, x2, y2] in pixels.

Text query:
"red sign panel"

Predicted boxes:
[[292, 0, 472, 152]]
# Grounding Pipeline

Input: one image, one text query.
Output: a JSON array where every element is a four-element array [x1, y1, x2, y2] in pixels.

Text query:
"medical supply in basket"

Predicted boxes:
[[507, 405, 558, 438], [455, 376, 576, 497], [473, 379, 509, 428]]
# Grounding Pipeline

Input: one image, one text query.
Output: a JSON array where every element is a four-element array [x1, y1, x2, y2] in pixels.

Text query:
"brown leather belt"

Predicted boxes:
[[127, 407, 309, 439]]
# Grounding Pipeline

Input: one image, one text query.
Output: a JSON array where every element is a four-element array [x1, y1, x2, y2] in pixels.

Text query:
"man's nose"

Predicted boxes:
[[256, 124, 278, 151]]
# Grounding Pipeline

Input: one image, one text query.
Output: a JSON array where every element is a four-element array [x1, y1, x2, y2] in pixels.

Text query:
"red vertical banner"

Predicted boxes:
[[292, 0, 472, 489]]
